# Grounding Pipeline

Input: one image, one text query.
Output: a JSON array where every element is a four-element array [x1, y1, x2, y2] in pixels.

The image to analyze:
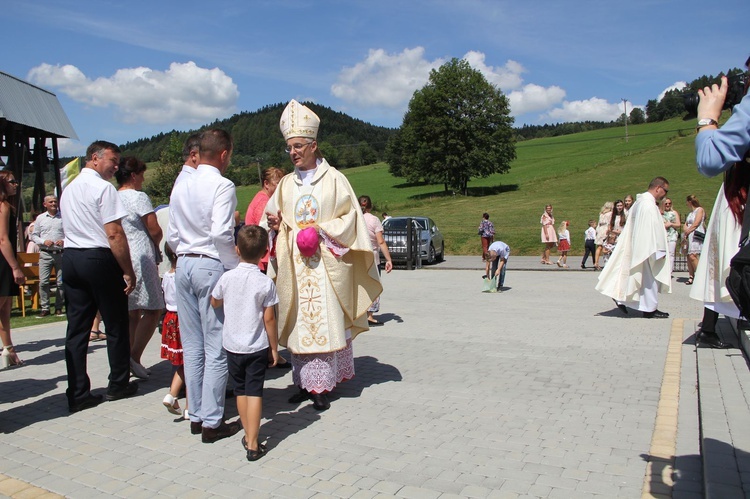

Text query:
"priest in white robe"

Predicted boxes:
[[265, 100, 382, 411], [596, 177, 672, 318]]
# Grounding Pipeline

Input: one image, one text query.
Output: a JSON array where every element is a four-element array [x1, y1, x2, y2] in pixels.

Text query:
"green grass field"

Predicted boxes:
[[235, 117, 724, 257]]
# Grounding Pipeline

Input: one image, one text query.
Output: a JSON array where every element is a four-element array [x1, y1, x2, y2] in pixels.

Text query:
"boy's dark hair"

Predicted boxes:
[[237, 224, 268, 262], [163, 242, 177, 266]]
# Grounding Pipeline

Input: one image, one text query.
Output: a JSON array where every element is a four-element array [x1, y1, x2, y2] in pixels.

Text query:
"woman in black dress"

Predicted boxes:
[[0, 171, 26, 367]]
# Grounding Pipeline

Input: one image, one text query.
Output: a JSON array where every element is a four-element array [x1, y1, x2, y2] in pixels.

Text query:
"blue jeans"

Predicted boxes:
[[491, 257, 508, 289], [175, 255, 227, 429]]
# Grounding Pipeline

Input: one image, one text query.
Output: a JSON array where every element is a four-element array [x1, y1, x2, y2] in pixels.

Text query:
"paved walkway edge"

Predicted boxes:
[[642, 318, 683, 498]]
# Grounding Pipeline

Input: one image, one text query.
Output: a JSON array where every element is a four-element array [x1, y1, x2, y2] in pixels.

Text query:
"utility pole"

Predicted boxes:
[[622, 98, 629, 143]]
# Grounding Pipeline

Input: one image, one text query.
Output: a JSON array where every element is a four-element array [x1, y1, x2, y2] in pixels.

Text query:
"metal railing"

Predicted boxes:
[[382, 218, 421, 270]]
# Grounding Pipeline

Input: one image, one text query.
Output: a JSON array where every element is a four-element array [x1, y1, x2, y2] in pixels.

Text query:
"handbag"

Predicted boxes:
[[692, 229, 705, 243], [726, 197, 750, 317]]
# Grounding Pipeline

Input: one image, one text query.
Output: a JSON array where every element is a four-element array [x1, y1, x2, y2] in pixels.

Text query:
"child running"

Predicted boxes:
[[556, 220, 571, 268], [211, 225, 279, 461], [160, 245, 187, 418]]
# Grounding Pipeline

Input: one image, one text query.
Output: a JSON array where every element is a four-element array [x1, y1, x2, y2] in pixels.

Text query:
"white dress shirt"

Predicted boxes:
[[173, 164, 195, 188], [167, 164, 239, 269], [60, 168, 127, 249]]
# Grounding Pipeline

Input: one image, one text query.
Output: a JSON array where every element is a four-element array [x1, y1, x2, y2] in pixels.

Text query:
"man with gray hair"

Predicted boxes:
[[30, 195, 64, 316], [61, 140, 138, 413]]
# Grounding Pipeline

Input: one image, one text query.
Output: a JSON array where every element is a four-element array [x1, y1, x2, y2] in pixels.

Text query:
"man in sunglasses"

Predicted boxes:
[[596, 177, 672, 318]]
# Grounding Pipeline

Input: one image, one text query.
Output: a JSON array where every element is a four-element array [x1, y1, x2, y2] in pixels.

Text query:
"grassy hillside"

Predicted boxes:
[[234, 117, 723, 256]]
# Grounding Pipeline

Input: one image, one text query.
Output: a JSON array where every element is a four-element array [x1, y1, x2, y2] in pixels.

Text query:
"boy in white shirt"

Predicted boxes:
[[211, 225, 280, 461], [581, 220, 596, 269]]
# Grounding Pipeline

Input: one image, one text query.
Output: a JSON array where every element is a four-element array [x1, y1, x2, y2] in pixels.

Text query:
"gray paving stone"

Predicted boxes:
[[0, 262, 724, 498]]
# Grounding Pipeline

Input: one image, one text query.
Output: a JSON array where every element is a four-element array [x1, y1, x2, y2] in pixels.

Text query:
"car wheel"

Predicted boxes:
[[427, 244, 436, 264], [436, 243, 444, 262]]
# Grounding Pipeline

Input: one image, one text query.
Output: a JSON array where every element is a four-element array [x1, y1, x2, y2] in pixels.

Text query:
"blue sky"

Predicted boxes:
[[3, 0, 748, 156]]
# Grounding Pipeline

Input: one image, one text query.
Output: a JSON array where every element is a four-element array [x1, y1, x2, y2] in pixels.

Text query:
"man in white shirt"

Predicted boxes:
[[596, 177, 672, 318], [30, 195, 65, 316], [60, 141, 138, 413], [174, 133, 201, 187], [484, 240, 510, 292], [167, 129, 241, 443]]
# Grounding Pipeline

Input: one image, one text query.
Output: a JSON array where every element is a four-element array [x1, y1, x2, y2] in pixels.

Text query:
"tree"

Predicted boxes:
[[145, 133, 183, 206], [388, 58, 516, 194], [629, 108, 646, 125]]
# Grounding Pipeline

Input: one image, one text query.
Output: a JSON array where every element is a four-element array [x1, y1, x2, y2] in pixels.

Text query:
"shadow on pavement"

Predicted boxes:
[[373, 312, 403, 325], [334, 355, 402, 400]]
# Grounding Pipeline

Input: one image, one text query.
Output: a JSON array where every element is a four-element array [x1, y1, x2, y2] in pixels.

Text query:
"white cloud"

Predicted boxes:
[[54, 138, 85, 157], [462, 51, 525, 91], [27, 62, 239, 125], [508, 84, 566, 115], [658, 81, 687, 101], [543, 97, 631, 122], [332, 47, 567, 120], [331, 47, 441, 108]]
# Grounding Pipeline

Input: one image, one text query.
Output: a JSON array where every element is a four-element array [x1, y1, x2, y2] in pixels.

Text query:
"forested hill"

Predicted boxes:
[[120, 102, 397, 169]]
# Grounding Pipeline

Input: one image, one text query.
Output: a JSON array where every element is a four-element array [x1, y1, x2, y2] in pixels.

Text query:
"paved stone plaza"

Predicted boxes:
[[0, 256, 737, 497]]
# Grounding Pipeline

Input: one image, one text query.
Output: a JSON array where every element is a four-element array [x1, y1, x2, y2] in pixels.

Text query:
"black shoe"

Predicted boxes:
[[481, 275, 488, 279], [613, 299, 628, 314], [696, 331, 732, 349], [288, 388, 310, 404], [311, 392, 330, 411], [643, 310, 669, 319], [105, 381, 139, 401], [37, 310, 50, 318], [276, 359, 293, 369], [190, 421, 203, 435], [201, 420, 242, 443], [68, 393, 104, 413]]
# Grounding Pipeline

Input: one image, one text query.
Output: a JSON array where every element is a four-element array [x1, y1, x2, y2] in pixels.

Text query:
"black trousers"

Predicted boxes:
[[700, 307, 719, 334], [582, 240, 596, 266], [63, 248, 130, 405]]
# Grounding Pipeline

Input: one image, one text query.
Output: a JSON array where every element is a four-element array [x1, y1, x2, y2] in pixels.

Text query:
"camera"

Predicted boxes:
[[683, 72, 749, 117]]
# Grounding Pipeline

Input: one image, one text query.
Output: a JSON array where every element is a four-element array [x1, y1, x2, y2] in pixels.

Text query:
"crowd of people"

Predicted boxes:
[[0, 100, 386, 462], [527, 192, 708, 278]]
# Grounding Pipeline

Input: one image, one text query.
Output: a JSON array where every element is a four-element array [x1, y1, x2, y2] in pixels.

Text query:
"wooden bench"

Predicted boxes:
[[16, 252, 57, 317]]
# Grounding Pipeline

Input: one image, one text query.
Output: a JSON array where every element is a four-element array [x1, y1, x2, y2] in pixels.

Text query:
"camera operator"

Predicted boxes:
[[695, 56, 750, 176], [690, 57, 750, 349]]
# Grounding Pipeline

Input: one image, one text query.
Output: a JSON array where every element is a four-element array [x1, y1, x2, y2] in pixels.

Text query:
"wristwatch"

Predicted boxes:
[[696, 118, 718, 131]]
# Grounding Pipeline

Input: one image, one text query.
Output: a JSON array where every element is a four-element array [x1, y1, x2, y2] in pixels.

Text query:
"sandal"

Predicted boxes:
[[242, 436, 268, 461], [686, 277, 693, 285], [368, 319, 383, 326], [89, 331, 103, 342]]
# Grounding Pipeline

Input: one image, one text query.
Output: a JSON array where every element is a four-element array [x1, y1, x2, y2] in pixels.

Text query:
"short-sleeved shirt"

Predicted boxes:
[[212, 262, 279, 354], [363, 212, 383, 251], [60, 168, 127, 248], [487, 241, 510, 260]]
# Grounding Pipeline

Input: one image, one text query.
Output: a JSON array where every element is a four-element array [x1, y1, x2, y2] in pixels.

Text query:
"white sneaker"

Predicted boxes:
[[129, 358, 150, 379], [162, 393, 181, 415]]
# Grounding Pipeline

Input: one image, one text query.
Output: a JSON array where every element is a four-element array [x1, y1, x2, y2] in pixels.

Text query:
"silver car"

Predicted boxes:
[[382, 216, 445, 265]]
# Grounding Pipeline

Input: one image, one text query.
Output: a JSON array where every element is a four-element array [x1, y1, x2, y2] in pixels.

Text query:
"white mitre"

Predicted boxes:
[[280, 99, 320, 140]]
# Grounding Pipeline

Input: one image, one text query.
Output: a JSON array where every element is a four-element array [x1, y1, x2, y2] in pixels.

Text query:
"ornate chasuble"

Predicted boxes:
[[267, 160, 382, 355]]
